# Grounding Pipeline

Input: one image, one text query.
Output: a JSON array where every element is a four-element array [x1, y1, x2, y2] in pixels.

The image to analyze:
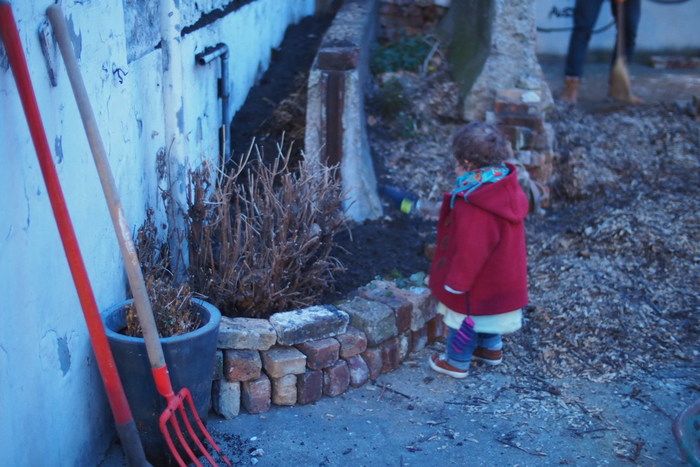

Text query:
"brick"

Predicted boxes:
[[224, 349, 261, 382], [380, 337, 401, 373], [498, 124, 533, 151], [296, 338, 340, 370], [269, 305, 349, 346], [241, 375, 270, 414], [212, 380, 240, 419], [271, 374, 297, 406], [494, 89, 543, 116], [323, 360, 350, 397], [337, 297, 397, 346], [336, 326, 368, 358], [496, 113, 545, 133], [296, 370, 323, 405], [389, 286, 436, 331], [261, 346, 306, 378], [361, 347, 383, 380], [358, 280, 413, 333], [345, 355, 370, 387], [427, 317, 446, 344], [218, 317, 276, 350], [411, 326, 428, 353], [317, 47, 360, 71], [398, 331, 412, 361], [212, 350, 224, 380]]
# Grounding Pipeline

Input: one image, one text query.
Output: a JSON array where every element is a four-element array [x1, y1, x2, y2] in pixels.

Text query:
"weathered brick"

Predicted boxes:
[[224, 349, 261, 382], [427, 317, 446, 344], [269, 305, 349, 346], [296, 370, 323, 405], [336, 326, 368, 358], [271, 374, 297, 406], [241, 375, 270, 414], [337, 297, 397, 346], [411, 326, 428, 353], [389, 286, 436, 331], [380, 337, 401, 373], [345, 355, 370, 387], [218, 317, 276, 350], [261, 346, 306, 378], [494, 88, 543, 117], [358, 280, 413, 333], [296, 338, 340, 370], [212, 350, 224, 380], [361, 347, 383, 380], [212, 380, 240, 419], [398, 331, 412, 361], [323, 360, 350, 397]]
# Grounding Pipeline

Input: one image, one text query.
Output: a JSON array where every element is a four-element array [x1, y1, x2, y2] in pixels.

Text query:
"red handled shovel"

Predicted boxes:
[[0, 2, 149, 465]]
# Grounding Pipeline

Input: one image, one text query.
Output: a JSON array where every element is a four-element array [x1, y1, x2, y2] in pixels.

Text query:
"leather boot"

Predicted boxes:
[[560, 76, 580, 104]]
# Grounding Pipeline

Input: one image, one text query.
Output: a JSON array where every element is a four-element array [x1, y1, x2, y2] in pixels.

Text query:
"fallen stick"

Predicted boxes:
[[495, 437, 547, 457]]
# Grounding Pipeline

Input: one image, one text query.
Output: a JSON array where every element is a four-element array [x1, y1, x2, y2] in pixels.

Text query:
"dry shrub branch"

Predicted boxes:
[[189, 142, 346, 318], [124, 209, 201, 338]]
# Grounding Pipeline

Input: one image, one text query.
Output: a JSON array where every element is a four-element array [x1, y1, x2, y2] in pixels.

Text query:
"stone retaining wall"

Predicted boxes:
[[210, 278, 445, 418]]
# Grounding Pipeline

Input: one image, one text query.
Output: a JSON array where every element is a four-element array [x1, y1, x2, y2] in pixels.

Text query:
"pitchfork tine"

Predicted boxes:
[[161, 416, 188, 467], [167, 412, 203, 467], [177, 402, 218, 465], [182, 389, 233, 466]]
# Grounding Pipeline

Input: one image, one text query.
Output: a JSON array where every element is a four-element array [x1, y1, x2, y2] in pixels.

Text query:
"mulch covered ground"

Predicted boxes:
[[359, 50, 699, 385]]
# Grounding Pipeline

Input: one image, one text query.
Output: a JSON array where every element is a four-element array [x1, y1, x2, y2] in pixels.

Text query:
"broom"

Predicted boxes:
[[609, 0, 634, 102]]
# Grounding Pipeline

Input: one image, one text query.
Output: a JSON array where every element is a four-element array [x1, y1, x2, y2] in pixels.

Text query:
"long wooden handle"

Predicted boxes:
[[46, 6, 170, 378]]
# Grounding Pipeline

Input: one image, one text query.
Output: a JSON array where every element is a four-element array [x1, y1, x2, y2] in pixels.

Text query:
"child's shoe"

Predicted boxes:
[[472, 347, 503, 365], [428, 354, 468, 379]]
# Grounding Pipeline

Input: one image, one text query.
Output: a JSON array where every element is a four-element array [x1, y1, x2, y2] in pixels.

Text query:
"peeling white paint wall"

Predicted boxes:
[[536, 0, 700, 55], [0, 0, 315, 464]]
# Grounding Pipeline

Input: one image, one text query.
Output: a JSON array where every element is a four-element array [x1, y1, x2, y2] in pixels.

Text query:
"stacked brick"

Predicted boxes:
[[211, 279, 445, 419], [492, 88, 556, 208], [378, 0, 448, 41]]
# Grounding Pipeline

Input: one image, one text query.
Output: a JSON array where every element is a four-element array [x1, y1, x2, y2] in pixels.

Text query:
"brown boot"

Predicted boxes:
[[560, 76, 580, 104]]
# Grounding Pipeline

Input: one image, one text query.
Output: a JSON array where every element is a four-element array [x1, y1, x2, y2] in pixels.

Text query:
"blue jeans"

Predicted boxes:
[[445, 318, 502, 370], [564, 0, 641, 78]]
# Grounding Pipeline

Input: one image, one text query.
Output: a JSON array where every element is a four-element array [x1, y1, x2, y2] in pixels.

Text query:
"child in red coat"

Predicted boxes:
[[428, 122, 529, 378]]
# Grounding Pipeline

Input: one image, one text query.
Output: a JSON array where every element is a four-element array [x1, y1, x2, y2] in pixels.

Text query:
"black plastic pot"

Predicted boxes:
[[103, 298, 221, 465]]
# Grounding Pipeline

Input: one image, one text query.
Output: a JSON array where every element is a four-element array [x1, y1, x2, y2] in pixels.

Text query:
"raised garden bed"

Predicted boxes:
[[210, 276, 444, 418]]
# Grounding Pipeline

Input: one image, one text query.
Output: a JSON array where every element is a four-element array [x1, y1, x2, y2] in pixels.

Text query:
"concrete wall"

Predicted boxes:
[[536, 0, 700, 55], [0, 0, 314, 464]]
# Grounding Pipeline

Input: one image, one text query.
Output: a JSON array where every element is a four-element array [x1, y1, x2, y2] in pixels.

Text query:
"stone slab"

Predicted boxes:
[[337, 297, 397, 346], [269, 305, 349, 346], [218, 317, 276, 350]]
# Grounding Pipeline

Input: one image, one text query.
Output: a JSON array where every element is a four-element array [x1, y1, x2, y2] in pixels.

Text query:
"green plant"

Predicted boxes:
[[370, 78, 408, 119], [371, 36, 433, 74]]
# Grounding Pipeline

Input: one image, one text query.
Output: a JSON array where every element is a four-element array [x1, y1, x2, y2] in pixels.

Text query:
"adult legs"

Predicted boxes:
[[610, 0, 641, 63], [565, 0, 606, 78]]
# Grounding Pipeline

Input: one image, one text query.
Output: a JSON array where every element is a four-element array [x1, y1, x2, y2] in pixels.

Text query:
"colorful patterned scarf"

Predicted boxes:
[[450, 163, 509, 208]]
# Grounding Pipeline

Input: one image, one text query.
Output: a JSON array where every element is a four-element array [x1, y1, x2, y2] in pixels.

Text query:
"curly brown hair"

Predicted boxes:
[[452, 122, 512, 169]]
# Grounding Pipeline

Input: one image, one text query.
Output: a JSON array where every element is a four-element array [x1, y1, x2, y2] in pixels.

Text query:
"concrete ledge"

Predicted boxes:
[[305, 0, 383, 222]]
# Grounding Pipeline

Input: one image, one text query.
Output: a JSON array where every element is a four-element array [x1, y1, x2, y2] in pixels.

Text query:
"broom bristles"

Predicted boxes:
[[610, 57, 632, 102]]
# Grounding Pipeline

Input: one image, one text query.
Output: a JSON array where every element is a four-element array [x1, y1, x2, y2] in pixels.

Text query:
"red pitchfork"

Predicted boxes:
[[45, 5, 232, 466]]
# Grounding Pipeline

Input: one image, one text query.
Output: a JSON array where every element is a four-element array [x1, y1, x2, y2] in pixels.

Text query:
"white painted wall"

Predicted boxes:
[[536, 0, 700, 55], [0, 0, 314, 464]]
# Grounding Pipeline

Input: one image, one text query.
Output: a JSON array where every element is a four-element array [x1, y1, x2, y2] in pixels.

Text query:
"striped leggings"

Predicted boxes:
[[445, 316, 502, 370]]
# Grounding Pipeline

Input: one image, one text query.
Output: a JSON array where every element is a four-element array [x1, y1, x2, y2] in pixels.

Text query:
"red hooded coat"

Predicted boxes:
[[428, 164, 529, 316]]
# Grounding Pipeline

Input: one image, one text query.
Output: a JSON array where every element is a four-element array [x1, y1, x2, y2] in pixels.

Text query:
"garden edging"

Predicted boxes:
[[210, 277, 444, 419]]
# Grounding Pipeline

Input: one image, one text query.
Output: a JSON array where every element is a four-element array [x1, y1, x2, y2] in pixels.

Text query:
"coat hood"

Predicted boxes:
[[447, 163, 529, 223]]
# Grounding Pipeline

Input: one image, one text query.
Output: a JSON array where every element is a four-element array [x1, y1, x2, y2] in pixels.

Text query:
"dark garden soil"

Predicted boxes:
[[229, 12, 333, 163]]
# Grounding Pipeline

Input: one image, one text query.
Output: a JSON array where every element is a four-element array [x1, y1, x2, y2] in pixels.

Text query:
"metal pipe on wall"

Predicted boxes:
[[195, 43, 230, 169]]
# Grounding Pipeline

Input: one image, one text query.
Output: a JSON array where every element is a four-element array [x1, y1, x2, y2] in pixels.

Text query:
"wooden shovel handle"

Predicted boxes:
[[46, 6, 169, 375]]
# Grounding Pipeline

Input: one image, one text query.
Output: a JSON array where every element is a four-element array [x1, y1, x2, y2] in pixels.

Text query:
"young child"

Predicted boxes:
[[428, 122, 529, 378]]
